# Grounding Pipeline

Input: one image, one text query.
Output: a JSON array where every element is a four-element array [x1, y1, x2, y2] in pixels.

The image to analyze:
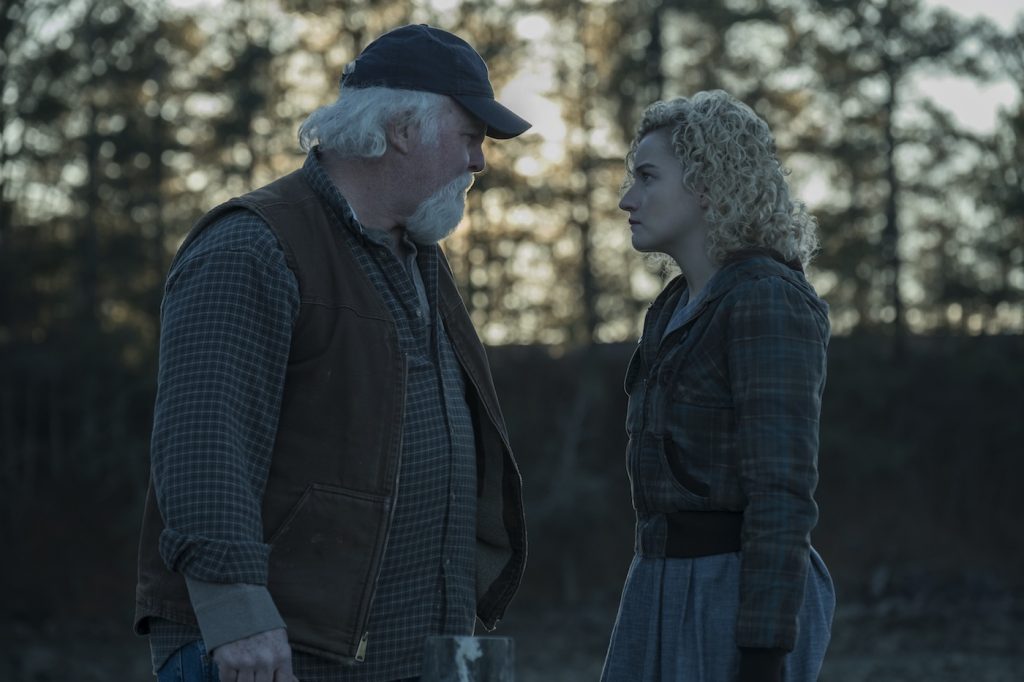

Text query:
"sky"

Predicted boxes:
[[926, 0, 1023, 26], [165, 0, 1024, 24], [916, 0, 1023, 132], [160, 0, 1023, 137]]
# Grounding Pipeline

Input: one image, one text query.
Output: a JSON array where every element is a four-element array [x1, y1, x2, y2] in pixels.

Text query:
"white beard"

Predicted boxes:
[[404, 172, 474, 245]]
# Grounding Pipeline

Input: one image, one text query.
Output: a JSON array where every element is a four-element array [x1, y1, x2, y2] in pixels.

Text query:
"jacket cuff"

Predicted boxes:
[[738, 647, 786, 682], [184, 576, 286, 651]]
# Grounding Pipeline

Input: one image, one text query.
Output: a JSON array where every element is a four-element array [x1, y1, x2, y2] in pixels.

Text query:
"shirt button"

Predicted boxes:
[[416, 309, 423, 318]]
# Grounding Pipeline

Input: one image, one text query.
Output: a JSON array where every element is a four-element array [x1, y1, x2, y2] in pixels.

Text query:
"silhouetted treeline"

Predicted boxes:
[[0, 0, 1022, 651], [3, 336, 1022, 625]]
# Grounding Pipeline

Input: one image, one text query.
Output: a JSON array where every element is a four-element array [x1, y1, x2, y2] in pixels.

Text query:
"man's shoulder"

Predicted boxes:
[[178, 206, 283, 267], [163, 205, 299, 307]]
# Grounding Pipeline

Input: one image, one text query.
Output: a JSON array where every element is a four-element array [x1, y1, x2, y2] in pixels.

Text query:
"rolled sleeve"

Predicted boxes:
[[727, 275, 828, 650], [151, 211, 299, 585]]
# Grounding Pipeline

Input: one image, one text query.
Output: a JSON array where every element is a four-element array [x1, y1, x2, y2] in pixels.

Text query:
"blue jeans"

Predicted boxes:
[[157, 640, 219, 682], [156, 641, 422, 682]]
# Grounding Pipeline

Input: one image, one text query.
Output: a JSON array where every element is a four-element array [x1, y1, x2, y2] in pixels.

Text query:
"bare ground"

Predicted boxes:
[[3, 596, 1022, 681]]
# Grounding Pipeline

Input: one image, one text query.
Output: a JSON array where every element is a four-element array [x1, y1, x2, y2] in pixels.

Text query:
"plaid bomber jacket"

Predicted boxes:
[[625, 251, 830, 651]]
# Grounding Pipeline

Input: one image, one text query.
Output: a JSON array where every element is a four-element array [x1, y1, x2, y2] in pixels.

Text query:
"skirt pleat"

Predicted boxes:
[[602, 549, 835, 682]]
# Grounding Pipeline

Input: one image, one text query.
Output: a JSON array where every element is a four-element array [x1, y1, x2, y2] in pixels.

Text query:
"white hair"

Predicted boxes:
[[298, 86, 448, 158]]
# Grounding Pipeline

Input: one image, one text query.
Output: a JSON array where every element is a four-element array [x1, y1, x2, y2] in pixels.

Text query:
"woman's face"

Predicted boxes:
[[619, 129, 706, 259]]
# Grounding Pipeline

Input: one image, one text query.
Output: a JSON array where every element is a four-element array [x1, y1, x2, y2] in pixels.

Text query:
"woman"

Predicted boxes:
[[602, 90, 835, 682]]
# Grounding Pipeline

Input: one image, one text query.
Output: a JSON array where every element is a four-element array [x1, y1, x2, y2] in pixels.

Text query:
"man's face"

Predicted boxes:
[[402, 100, 487, 244], [425, 98, 487, 189]]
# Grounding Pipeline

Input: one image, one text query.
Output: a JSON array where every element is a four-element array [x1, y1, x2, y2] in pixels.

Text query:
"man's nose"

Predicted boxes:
[[469, 144, 485, 174]]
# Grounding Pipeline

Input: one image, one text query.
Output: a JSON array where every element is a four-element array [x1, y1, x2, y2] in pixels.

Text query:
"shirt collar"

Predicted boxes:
[[302, 146, 376, 243], [302, 147, 426, 259]]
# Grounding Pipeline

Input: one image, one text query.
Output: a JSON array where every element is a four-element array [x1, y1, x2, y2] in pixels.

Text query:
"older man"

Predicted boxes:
[[134, 25, 529, 682]]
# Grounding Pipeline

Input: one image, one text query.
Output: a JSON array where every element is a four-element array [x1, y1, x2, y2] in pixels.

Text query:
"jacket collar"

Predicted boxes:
[[663, 249, 806, 306], [647, 249, 811, 348]]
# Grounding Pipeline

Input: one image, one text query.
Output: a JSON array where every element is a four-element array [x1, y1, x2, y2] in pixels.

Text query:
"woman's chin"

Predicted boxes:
[[631, 236, 658, 254]]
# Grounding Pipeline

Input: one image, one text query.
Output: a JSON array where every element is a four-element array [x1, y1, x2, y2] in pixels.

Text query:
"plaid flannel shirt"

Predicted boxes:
[[624, 254, 830, 651], [148, 151, 478, 680]]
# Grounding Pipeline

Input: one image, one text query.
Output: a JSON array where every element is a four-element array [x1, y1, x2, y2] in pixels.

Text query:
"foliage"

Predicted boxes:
[[0, 0, 1022, 610]]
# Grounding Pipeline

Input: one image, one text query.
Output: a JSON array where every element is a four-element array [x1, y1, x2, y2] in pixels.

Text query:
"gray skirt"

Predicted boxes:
[[601, 549, 835, 681]]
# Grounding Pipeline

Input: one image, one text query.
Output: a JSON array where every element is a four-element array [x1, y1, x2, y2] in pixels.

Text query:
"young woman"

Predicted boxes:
[[602, 90, 835, 682]]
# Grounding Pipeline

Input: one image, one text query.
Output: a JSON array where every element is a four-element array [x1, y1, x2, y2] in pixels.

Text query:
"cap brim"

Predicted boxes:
[[453, 95, 532, 139]]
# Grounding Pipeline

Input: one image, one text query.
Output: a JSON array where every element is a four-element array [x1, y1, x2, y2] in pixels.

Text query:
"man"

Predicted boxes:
[[135, 24, 530, 682]]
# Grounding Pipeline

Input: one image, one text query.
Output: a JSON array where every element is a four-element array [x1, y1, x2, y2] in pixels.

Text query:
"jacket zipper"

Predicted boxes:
[[629, 307, 658, 513]]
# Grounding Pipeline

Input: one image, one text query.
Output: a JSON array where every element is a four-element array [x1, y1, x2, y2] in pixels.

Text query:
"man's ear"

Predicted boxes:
[[387, 119, 413, 155]]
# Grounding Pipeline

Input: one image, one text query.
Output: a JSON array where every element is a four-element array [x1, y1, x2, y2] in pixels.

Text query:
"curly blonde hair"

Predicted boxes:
[[626, 90, 818, 267]]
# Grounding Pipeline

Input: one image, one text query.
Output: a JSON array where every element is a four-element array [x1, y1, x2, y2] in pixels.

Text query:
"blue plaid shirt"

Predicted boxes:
[[149, 151, 478, 680]]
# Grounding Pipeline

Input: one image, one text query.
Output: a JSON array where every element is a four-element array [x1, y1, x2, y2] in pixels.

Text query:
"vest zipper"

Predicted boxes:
[[355, 631, 369, 661], [353, 350, 407, 662]]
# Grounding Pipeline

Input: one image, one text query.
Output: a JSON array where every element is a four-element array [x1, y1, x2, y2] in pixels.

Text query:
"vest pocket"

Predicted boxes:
[[266, 483, 391, 662]]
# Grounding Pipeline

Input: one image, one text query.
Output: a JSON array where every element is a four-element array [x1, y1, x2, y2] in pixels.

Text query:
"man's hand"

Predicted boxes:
[[211, 627, 298, 682]]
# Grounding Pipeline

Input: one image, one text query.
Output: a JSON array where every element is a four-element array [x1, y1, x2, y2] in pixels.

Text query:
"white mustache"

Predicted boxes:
[[442, 172, 474, 197]]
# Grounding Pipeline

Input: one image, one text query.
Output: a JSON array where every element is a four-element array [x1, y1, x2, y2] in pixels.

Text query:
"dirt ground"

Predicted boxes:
[[3, 594, 1022, 681]]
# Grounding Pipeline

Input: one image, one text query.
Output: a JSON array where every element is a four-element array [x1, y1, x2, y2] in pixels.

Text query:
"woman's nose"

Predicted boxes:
[[619, 185, 637, 212]]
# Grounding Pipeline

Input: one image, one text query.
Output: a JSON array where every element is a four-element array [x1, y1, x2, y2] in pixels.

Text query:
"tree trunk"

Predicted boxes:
[[0, 1, 17, 328], [645, 4, 665, 102], [79, 97, 101, 452], [881, 57, 905, 351], [574, 4, 598, 347]]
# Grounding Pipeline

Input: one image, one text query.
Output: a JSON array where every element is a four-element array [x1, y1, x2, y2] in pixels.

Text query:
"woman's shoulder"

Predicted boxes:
[[716, 255, 819, 301], [714, 258, 829, 332]]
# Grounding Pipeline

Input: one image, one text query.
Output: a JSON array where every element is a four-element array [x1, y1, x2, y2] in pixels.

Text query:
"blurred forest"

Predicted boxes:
[[1, 0, 1023, 679]]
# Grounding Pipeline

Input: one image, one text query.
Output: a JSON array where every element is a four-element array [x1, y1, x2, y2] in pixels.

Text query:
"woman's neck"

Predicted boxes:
[[670, 234, 719, 300]]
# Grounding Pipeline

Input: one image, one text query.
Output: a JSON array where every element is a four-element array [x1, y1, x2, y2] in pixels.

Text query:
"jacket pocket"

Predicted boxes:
[[661, 436, 712, 499], [662, 398, 737, 502], [633, 431, 710, 512], [266, 483, 391, 661]]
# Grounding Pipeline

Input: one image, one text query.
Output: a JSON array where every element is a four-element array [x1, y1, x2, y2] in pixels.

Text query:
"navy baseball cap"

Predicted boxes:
[[341, 24, 531, 139]]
